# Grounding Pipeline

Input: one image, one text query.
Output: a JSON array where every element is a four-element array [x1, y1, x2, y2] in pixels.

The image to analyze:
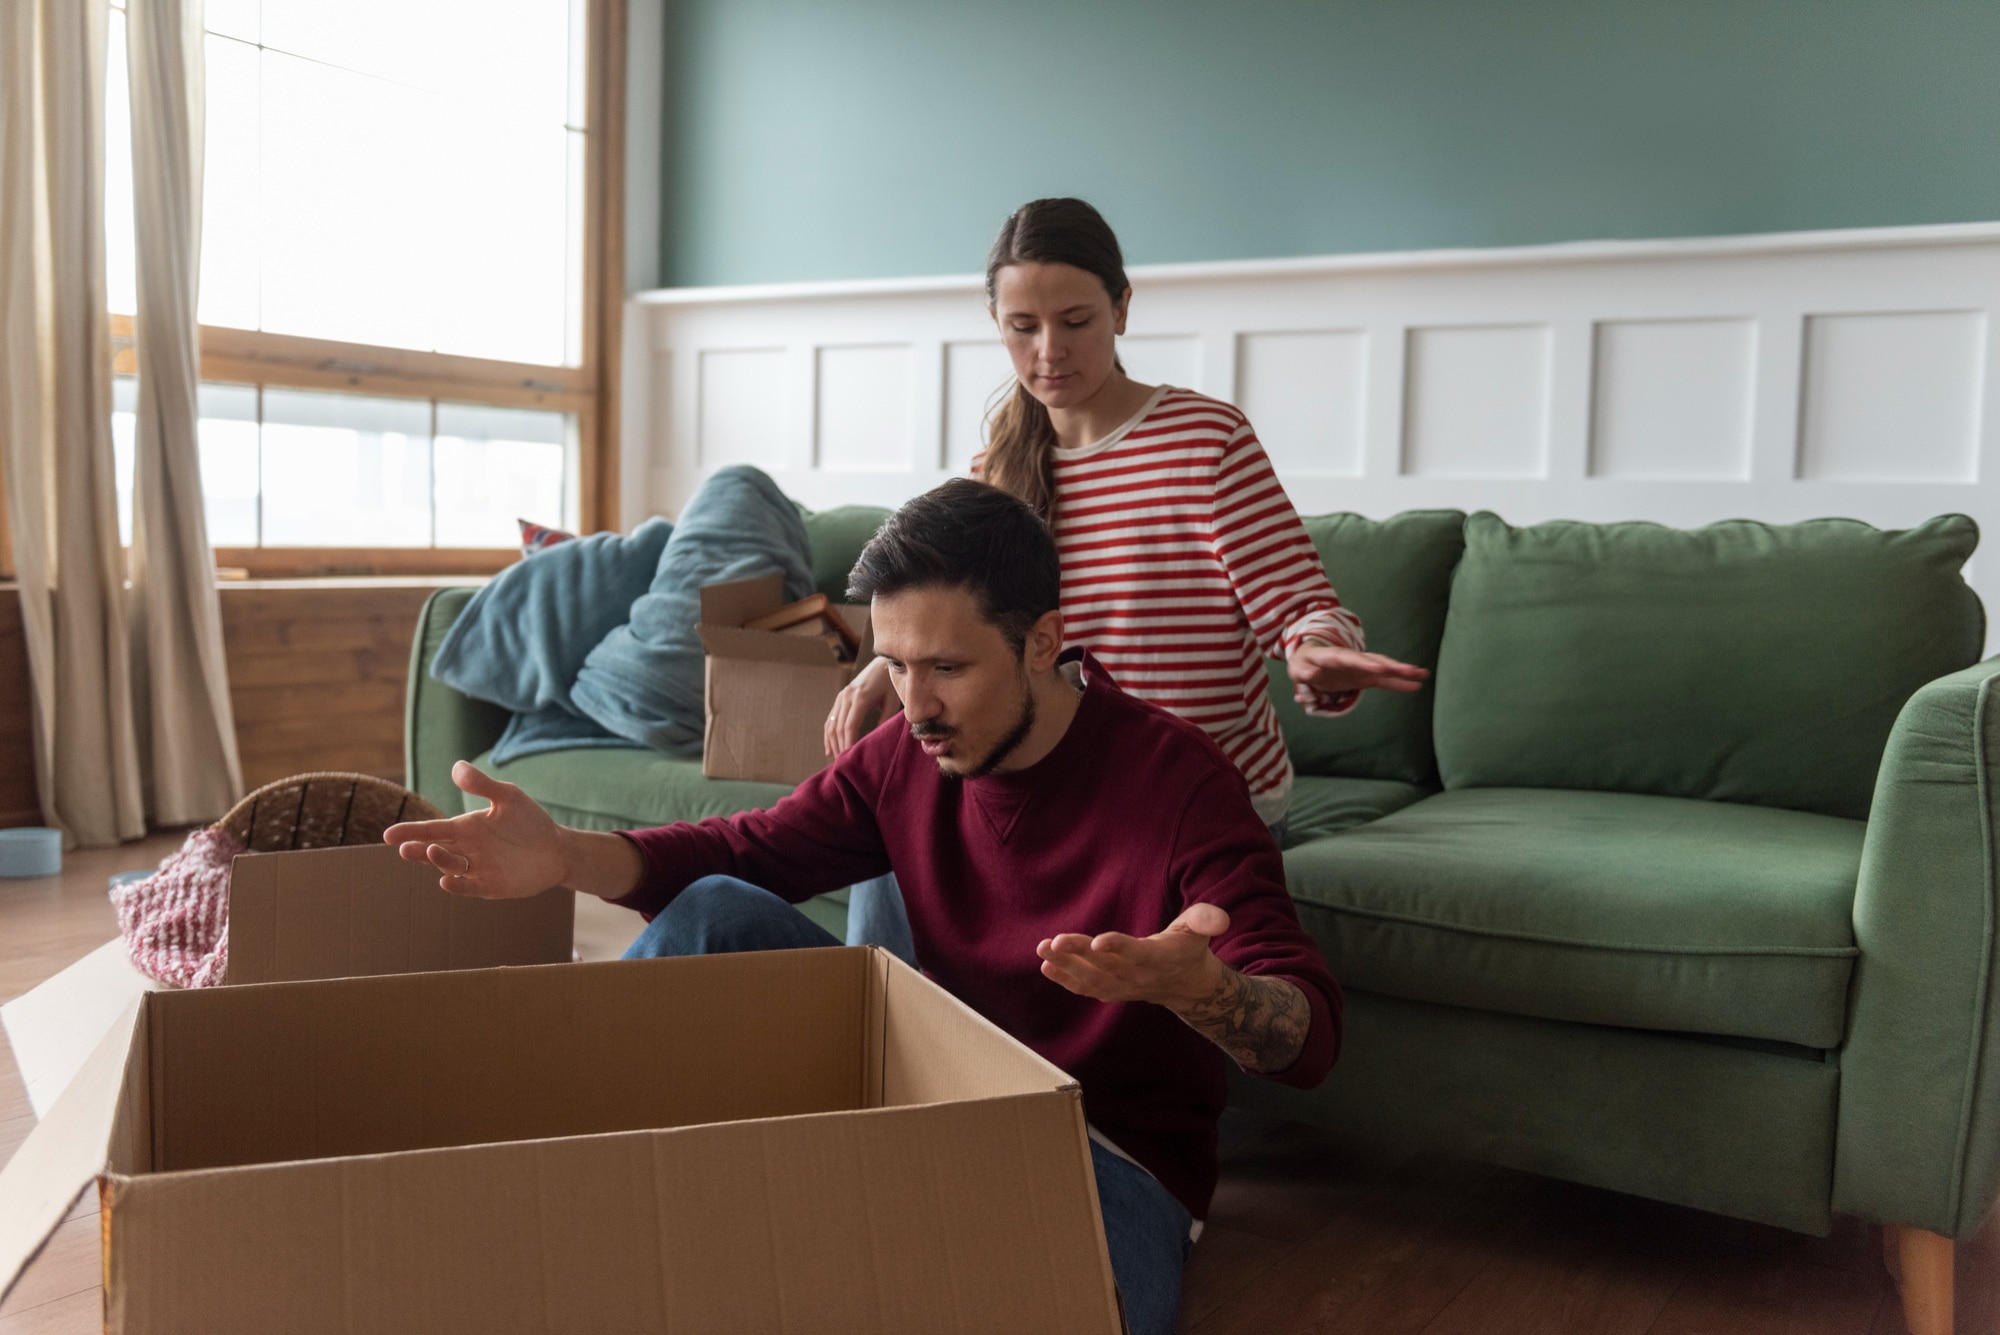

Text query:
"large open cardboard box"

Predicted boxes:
[[0, 947, 1122, 1333], [699, 572, 874, 785]]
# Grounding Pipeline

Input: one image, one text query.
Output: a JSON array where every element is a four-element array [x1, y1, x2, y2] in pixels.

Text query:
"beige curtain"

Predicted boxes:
[[1, 0, 236, 845], [126, 0, 240, 823], [1, 0, 146, 847]]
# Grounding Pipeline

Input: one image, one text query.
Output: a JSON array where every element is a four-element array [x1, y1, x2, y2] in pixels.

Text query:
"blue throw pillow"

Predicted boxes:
[[430, 517, 674, 717], [571, 465, 813, 755]]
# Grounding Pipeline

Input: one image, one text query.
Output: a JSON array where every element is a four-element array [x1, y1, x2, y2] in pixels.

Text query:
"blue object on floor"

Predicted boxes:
[[108, 869, 152, 891], [0, 827, 62, 878]]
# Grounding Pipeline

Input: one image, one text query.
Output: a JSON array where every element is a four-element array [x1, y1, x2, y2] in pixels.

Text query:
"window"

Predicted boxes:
[[111, 380, 574, 555], [88, 0, 623, 578]]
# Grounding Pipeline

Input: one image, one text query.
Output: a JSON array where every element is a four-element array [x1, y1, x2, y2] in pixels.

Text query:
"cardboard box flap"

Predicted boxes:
[[0, 998, 139, 1306], [1, 938, 155, 1118], [830, 602, 870, 653], [147, 952, 869, 1172], [697, 622, 852, 666], [872, 950, 1078, 1106], [101, 1091, 1120, 1334], [698, 571, 786, 628], [228, 844, 573, 985]]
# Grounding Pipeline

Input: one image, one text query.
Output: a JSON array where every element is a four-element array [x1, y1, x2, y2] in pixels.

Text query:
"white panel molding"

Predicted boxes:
[[943, 340, 1012, 474], [1117, 334, 1201, 393], [624, 222, 2000, 625], [1798, 311, 1986, 483], [696, 347, 788, 471], [1590, 318, 1757, 481], [1402, 324, 1553, 479], [1236, 330, 1369, 478], [815, 343, 916, 472]]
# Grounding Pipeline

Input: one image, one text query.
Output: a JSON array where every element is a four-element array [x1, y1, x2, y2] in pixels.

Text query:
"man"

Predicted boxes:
[[386, 479, 1341, 1335]]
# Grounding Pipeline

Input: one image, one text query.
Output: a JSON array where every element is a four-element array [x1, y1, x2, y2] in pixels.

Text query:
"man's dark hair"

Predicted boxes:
[[846, 479, 1061, 654]]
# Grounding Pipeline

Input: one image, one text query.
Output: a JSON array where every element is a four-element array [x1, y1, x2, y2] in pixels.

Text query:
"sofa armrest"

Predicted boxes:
[[1835, 655, 2000, 1236], [404, 587, 512, 815]]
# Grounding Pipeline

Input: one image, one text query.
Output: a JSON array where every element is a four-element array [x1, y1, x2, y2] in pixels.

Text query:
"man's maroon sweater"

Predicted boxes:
[[617, 654, 1341, 1219]]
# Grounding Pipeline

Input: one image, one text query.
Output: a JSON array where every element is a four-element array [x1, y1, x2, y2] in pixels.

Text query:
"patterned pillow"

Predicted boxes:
[[519, 518, 575, 556]]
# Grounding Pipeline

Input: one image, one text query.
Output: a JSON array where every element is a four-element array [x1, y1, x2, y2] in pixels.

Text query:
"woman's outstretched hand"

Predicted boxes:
[[825, 654, 901, 756], [1286, 641, 1430, 700]]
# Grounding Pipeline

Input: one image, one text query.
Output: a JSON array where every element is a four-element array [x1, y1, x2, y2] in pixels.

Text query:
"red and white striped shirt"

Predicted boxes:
[[990, 386, 1364, 823]]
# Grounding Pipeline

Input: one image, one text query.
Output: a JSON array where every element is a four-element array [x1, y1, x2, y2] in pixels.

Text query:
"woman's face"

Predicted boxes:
[[990, 261, 1130, 412]]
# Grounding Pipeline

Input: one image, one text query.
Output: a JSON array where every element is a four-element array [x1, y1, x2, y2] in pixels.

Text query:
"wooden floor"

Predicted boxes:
[[3, 836, 1996, 1333]]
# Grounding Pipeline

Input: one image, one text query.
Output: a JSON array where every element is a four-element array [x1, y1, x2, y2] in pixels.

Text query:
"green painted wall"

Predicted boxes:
[[656, 0, 2000, 288]]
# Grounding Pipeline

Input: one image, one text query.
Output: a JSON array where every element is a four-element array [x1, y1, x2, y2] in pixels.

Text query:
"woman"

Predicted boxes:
[[827, 197, 1425, 950]]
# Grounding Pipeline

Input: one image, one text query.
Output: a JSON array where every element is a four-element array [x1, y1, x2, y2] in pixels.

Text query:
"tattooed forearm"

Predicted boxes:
[[1172, 968, 1311, 1073]]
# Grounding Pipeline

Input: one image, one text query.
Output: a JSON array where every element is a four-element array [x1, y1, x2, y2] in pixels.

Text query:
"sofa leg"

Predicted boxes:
[[1884, 1224, 1954, 1335]]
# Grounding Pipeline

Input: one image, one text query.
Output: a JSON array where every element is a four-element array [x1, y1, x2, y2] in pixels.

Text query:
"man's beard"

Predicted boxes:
[[911, 676, 1038, 780]]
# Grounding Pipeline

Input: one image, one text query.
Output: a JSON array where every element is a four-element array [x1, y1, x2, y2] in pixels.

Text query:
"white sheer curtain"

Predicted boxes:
[[1, 0, 236, 846], [127, 0, 241, 823]]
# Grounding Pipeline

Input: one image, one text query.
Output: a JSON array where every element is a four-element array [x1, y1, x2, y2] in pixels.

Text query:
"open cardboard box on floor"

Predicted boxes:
[[0, 947, 1123, 1334], [700, 572, 874, 785]]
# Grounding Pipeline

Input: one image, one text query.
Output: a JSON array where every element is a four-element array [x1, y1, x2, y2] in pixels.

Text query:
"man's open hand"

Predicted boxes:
[[1037, 901, 1312, 1074], [1035, 902, 1231, 1009], [385, 760, 570, 900]]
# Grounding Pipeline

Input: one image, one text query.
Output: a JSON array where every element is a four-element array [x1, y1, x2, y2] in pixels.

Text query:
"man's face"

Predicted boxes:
[[871, 585, 1036, 779]]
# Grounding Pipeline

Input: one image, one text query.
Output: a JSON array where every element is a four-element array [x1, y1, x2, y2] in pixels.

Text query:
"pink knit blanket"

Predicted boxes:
[[110, 826, 245, 988]]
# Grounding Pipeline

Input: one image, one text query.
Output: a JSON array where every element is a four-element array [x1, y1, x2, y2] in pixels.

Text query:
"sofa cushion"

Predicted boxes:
[[1283, 776, 1432, 847], [1283, 788, 1864, 1048], [1264, 510, 1464, 787], [801, 505, 891, 601], [1434, 512, 1982, 819], [471, 746, 790, 832]]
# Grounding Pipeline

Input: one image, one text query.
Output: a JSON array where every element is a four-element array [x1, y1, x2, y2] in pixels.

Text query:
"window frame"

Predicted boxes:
[[0, 0, 627, 583]]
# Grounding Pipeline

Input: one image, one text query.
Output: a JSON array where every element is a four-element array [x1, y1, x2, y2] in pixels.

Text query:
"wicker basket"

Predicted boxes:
[[214, 772, 443, 853]]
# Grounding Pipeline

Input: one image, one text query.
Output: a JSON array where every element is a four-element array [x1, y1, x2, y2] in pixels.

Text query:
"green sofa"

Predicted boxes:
[[405, 505, 2000, 1261]]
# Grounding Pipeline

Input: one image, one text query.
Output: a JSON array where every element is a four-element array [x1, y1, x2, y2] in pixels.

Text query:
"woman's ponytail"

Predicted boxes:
[[979, 381, 1058, 520]]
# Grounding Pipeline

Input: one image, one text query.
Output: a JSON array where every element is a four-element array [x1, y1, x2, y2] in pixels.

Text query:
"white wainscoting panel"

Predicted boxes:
[[1798, 310, 1986, 483], [1591, 318, 1756, 480], [1402, 325, 1552, 479], [697, 347, 787, 470], [944, 340, 1013, 473], [1118, 334, 1201, 392], [627, 223, 2000, 634], [1237, 330, 1368, 477], [816, 344, 914, 472]]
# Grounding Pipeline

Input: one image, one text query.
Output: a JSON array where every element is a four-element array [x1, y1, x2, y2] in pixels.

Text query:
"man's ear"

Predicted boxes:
[[1024, 609, 1065, 674]]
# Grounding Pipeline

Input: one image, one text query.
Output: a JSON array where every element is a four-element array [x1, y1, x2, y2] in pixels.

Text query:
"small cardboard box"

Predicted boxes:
[[0, 948, 1122, 1334], [0, 845, 574, 1119], [227, 843, 575, 984], [699, 572, 874, 785]]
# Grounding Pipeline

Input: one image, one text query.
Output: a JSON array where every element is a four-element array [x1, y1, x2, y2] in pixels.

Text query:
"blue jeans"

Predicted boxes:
[[845, 815, 1290, 966], [625, 875, 1194, 1335]]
